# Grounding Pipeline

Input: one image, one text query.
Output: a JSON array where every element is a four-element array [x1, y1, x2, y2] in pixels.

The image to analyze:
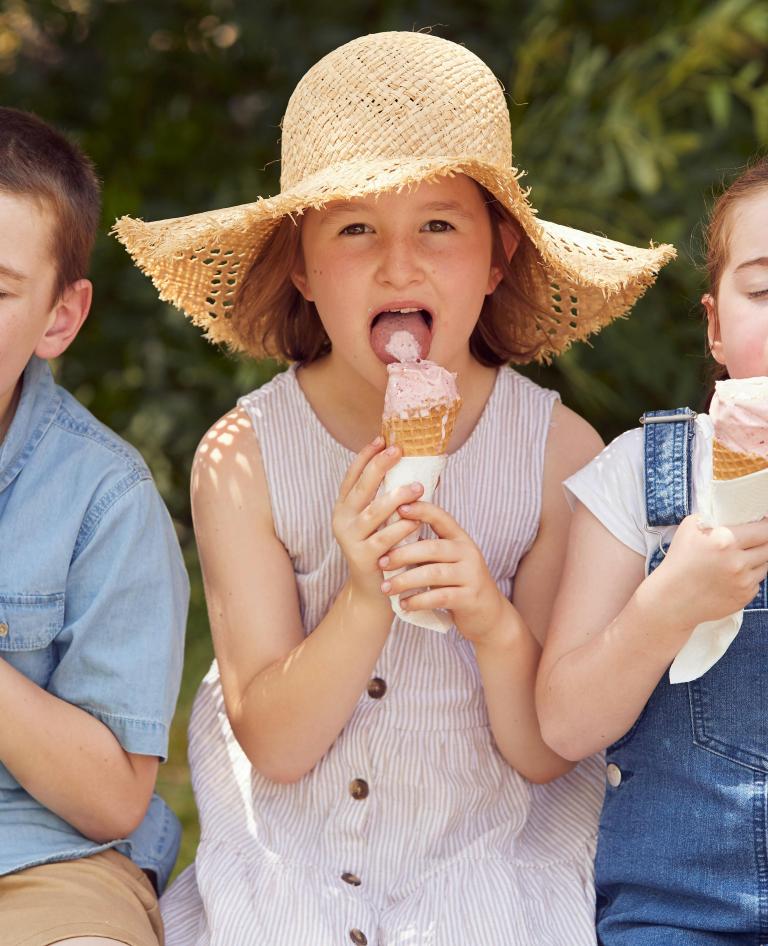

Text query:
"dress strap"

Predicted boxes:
[[641, 408, 697, 526]]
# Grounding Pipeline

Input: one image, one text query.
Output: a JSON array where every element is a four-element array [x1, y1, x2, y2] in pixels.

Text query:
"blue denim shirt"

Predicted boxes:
[[0, 357, 188, 893]]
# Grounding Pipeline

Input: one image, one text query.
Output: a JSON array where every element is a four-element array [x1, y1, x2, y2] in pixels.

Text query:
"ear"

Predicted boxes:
[[703, 293, 726, 365], [487, 219, 521, 295], [290, 254, 314, 302], [35, 279, 92, 360]]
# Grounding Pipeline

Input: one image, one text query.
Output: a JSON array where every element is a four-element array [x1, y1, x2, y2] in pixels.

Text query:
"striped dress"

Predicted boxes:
[[162, 364, 604, 946]]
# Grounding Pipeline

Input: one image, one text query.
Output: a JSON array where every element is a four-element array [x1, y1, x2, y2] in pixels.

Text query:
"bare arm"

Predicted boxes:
[[538, 500, 768, 761], [0, 659, 157, 841], [482, 402, 603, 780], [194, 409, 421, 783], [382, 402, 603, 782]]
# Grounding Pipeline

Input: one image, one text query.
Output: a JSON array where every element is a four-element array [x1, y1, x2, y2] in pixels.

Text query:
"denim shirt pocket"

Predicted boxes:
[[0, 592, 64, 688]]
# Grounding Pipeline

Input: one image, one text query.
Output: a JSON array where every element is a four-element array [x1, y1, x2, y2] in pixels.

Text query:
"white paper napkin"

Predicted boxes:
[[669, 465, 768, 683], [381, 455, 453, 633]]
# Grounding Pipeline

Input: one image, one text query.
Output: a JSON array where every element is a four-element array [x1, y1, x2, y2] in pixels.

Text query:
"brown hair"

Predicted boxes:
[[703, 156, 768, 404], [231, 184, 546, 365], [0, 108, 101, 300], [706, 156, 768, 299]]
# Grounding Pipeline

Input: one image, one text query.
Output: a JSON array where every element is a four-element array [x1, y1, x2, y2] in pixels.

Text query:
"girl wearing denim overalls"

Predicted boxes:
[[538, 157, 768, 945]]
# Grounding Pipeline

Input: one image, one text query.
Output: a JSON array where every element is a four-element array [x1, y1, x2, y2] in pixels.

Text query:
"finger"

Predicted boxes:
[[396, 501, 466, 540], [381, 562, 460, 595], [730, 518, 768, 549], [368, 517, 420, 555], [346, 445, 404, 513], [338, 437, 387, 502], [397, 587, 456, 613], [363, 481, 425, 529], [743, 541, 768, 568], [378, 538, 461, 571]]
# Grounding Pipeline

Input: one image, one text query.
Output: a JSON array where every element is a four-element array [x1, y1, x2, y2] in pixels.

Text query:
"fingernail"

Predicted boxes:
[[400, 504, 411, 513], [410, 482, 421, 492], [379, 555, 389, 567], [381, 580, 391, 592], [385, 446, 398, 456], [372, 435, 384, 447]]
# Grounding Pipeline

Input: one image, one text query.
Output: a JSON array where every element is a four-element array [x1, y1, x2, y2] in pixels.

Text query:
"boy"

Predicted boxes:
[[0, 108, 187, 946]]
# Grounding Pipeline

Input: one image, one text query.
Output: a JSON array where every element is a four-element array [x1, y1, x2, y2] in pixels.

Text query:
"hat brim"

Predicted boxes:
[[112, 156, 675, 363]]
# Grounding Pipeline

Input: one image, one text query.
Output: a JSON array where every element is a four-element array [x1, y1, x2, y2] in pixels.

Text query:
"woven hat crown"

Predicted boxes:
[[280, 31, 512, 191]]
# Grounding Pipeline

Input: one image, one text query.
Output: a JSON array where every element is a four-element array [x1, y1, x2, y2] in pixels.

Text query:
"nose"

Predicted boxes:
[[375, 234, 423, 290]]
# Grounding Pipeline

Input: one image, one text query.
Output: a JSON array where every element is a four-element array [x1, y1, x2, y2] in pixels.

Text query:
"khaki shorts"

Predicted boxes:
[[0, 849, 163, 946]]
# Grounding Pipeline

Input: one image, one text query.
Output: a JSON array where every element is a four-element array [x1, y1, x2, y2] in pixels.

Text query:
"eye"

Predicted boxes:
[[340, 222, 373, 236], [421, 220, 454, 233], [748, 288, 768, 299]]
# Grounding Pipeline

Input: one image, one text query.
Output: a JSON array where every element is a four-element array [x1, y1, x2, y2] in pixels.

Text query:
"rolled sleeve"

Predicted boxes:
[[49, 478, 188, 760]]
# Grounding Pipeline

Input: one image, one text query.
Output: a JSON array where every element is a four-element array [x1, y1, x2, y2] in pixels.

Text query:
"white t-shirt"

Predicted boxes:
[[564, 413, 713, 564]]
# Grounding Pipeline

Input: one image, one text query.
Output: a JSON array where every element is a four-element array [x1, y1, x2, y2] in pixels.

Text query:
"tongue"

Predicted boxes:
[[370, 312, 431, 364]]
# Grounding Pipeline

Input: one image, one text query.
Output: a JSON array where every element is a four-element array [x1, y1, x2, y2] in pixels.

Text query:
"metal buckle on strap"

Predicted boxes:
[[639, 411, 698, 424]]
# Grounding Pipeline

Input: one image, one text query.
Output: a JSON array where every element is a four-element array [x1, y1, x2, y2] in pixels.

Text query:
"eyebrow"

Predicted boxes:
[[318, 199, 476, 223], [734, 257, 768, 273], [0, 263, 27, 282]]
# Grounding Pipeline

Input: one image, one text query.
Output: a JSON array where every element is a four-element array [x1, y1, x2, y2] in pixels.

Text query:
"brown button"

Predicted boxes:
[[349, 930, 368, 945], [341, 871, 361, 886], [367, 677, 387, 699], [349, 778, 369, 800], [0, 622, 7, 638]]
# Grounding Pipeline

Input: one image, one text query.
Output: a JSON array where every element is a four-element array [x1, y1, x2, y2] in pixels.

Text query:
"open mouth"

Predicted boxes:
[[370, 307, 434, 364]]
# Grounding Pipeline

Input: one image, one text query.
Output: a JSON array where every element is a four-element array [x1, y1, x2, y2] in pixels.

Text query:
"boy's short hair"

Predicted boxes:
[[0, 107, 101, 300]]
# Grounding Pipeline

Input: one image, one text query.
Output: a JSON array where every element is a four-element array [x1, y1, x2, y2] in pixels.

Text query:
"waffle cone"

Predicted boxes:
[[382, 399, 461, 456], [712, 439, 768, 480]]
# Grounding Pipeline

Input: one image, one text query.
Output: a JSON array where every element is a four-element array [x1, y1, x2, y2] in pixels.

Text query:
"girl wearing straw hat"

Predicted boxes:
[[115, 30, 673, 946]]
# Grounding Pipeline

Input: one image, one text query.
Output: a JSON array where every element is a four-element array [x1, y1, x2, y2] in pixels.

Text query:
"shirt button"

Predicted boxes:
[[349, 930, 368, 945], [367, 677, 387, 699], [349, 778, 369, 800], [341, 871, 361, 886], [606, 763, 622, 787], [0, 622, 7, 637]]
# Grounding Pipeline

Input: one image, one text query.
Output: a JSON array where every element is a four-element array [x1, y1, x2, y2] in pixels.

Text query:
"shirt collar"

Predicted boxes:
[[0, 356, 61, 492]]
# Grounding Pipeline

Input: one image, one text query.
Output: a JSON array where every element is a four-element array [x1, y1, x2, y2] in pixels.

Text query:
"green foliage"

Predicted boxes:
[[3, 0, 768, 875]]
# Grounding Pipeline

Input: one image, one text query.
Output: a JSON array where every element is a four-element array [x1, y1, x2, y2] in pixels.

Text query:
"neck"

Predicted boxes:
[[296, 351, 498, 454], [0, 381, 21, 445]]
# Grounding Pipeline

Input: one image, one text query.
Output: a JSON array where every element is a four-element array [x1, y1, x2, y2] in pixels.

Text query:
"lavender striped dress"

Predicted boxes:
[[162, 365, 604, 946]]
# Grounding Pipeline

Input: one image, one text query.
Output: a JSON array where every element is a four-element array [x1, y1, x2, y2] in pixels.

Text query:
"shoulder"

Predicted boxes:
[[191, 405, 273, 533], [52, 384, 151, 483], [544, 401, 605, 481]]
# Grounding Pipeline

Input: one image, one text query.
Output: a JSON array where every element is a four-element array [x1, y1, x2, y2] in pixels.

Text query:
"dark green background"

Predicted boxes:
[[3, 0, 767, 875]]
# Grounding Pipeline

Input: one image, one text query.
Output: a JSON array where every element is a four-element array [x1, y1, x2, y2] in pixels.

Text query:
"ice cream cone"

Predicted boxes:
[[382, 398, 461, 456], [712, 439, 768, 480]]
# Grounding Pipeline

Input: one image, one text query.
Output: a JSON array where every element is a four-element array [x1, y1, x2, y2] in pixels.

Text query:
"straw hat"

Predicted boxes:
[[112, 30, 675, 363]]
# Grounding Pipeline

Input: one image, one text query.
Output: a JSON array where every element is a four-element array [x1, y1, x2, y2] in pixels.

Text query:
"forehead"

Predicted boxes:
[[0, 190, 57, 279], [316, 173, 487, 216], [726, 187, 768, 267]]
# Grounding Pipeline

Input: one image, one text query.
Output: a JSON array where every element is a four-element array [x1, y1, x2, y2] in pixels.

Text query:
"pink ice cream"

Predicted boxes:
[[711, 377, 768, 457], [383, 360, 459, 420]]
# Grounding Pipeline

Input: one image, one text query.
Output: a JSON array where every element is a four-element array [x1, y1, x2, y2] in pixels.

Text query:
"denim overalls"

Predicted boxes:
[[596, 408, 768, 946]]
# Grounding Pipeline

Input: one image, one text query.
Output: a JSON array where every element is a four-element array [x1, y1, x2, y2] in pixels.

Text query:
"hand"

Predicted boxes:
[[333, 437, 423, 601], [652, 514, 768, 627], [377, 500, 506, 642]]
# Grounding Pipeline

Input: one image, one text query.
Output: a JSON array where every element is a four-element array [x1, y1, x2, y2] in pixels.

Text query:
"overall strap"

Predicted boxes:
[[641, 408, 697, 527]]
